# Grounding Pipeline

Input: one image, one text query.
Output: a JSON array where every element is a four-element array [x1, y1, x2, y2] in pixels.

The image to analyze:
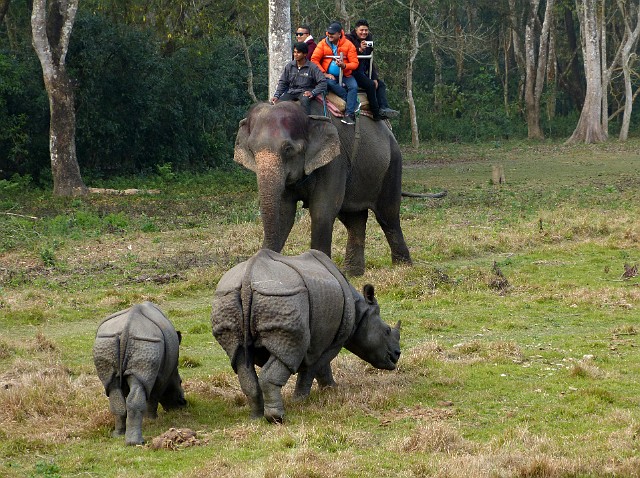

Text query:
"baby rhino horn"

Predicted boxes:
[[394, 320, 401, 331]]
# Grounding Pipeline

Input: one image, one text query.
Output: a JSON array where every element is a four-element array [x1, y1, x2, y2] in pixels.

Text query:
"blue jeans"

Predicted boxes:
[[327, 75, 358, 116]]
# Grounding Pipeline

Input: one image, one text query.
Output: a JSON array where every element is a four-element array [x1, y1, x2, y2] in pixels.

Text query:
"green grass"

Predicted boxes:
[[1, 140, 640, 477]]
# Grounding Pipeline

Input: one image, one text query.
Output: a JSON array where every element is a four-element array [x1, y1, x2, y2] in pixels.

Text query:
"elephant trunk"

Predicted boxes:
[[255, 150, 287, 252]]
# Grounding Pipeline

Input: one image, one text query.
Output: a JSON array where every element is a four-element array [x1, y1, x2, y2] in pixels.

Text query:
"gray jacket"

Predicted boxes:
[[274, 60, 327, 99]]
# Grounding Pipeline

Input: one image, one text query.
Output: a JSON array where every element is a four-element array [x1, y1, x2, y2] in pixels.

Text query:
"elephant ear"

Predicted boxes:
[[234, 118, 256, 172], [304, 115, 341, 175]]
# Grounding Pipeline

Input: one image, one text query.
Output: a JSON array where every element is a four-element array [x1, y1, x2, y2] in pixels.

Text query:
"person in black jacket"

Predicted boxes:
[[271, 42, 327, 115], [346, 19, 399, 121]]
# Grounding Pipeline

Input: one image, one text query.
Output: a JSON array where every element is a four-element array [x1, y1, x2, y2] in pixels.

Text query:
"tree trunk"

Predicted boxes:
[[407, 0, 420, 148], [567, 0, 607, 144], [523, 0, 555, 140], [31, 0, 87, 196], [0, 0, 9, 24], [268, 0, 291, 99], [239, 30, 259, 103], [617, 0, 640, 141], [546, 25, 557, 121]]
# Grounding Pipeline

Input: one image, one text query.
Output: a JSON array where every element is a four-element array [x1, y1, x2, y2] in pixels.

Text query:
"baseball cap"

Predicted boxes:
[[327, 22, 342, 34]]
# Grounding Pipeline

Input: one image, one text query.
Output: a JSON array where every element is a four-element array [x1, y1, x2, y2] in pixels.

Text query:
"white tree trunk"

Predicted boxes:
[[407, 0, 420, 148], [567, 0, 607, 143], [617, 0, 640, 141], [31, 0, 87, 196], [268, 0, 291, 99]]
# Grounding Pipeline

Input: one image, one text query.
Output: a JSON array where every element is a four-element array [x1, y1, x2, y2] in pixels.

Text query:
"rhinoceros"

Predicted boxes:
[[93, 301, 187, 445], [211, 249, 401, 422]]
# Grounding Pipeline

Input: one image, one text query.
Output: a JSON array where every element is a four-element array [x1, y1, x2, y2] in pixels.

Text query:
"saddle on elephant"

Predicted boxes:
[[314, 92, 370, 119]]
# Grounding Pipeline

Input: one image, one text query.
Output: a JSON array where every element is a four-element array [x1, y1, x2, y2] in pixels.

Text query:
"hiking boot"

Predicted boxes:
[[341, 114, 356, 125], [379, 108, 399, 118]]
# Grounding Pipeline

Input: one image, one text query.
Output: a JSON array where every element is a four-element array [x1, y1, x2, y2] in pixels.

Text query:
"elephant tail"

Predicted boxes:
[[402, 190, 447, 199]]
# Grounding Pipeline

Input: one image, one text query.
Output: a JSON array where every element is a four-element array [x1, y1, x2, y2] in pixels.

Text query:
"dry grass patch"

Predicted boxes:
[[399, 421, 471, 454]]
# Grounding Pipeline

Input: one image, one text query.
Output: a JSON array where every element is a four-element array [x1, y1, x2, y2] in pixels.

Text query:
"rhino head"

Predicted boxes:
[[345, 284, 401, 370]]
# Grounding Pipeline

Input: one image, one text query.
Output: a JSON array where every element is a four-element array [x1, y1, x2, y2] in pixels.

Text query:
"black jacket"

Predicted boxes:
[[274, 60, 327, 98]]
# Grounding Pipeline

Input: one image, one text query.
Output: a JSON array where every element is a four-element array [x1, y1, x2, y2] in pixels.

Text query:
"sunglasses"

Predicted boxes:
[[295, 32, 307, 36]]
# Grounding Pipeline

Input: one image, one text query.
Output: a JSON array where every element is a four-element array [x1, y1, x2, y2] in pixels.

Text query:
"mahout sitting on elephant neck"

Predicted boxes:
[[211, 248, 401, 423]]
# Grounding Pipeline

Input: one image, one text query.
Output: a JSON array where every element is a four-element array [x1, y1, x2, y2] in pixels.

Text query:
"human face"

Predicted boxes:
[[326, 31, 341, 44], [295, 29, 310, 41], [293, 49, 306, 61], [355, 25, 369, 40]]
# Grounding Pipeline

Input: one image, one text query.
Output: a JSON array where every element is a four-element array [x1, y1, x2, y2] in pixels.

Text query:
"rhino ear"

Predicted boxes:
[[304, 116, 341, 175], [363, 284, 375, 304], [234, 118, 256, 172], [176, 331, 182, 344], [394, 320, 401, 331]]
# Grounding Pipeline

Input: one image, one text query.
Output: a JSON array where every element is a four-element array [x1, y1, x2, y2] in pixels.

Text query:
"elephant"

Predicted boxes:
[[93, 302, 187, 445], [211, 248, 401, 423], [234, 100, 443, 276]]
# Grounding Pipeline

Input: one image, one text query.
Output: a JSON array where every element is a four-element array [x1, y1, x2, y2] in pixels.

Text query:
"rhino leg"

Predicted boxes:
[[124, 375, 146, 445], [108, 387, 127, 437], [235, 349, 264, 419], [293, 371, 314, 399], [315, 362, 337, 389], [258, 356, 292, 423], [145, 397, 159, 419]]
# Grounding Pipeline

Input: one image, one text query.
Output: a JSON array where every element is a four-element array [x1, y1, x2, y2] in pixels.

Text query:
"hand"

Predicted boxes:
[[373, 80, 378, 89], [303, 91, 312, 97], [270, 97, 278, 104], [336, 58, 345, 68], [325, 74, 335, 80], [360, 40, 367, 51]]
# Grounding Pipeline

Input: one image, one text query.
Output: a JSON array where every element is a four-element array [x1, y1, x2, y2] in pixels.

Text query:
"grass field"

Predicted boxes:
[[1, 140, 640, 477]]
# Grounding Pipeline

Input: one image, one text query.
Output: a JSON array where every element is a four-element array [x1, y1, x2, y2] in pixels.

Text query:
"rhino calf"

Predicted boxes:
[[93, 302, 187, 445], [211, 249, 401, 423]]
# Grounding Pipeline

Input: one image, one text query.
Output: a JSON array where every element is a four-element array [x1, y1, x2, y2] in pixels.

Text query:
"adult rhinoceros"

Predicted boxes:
[[211, 249, 401, 423]]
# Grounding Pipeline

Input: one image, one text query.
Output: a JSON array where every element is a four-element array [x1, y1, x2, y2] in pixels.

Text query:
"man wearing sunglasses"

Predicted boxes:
[[294, 25, 316, 60]]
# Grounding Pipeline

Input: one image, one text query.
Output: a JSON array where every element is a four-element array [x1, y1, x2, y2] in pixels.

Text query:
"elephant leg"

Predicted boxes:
[[258, 355, 292, 423], [339, 210, 368, 276], [108, 387, 127, 437], [235, 349, 264, 419], [315, 362, 337, 389], [124, 375, 147, 445], [374, 203, 411, 265]]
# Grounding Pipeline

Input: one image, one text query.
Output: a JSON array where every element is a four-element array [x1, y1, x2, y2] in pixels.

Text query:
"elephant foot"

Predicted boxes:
[[318, 380, 337, 390], [111, 428, 125, 438], [344, 266, 365, 277], [249, 403, 265, 419]]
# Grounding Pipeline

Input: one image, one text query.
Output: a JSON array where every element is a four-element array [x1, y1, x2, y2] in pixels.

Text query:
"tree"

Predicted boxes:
[[31, 0, 87, 195], [268, 0, 291, 98], [567, 0, 607, 143], [509, 0, 556, 140], [615, 0, 640, 141]]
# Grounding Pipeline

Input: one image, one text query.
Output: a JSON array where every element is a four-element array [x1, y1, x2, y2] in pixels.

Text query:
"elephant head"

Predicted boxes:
[[234, 102, 340, 252]]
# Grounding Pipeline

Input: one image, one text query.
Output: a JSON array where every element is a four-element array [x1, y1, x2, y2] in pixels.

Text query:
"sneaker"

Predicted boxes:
[[379, 108, 399, 118], [341, 114, 356, 125]]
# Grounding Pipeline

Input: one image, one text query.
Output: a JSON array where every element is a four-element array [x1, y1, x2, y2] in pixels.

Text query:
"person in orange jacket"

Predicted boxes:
[[311, 21, 359, 125]]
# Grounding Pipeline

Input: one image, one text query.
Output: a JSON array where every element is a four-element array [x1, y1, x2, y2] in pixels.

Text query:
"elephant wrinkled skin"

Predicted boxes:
[[93, 302, 187, 445], [211, 248, 401, 423], [234, 100, 419, 276]]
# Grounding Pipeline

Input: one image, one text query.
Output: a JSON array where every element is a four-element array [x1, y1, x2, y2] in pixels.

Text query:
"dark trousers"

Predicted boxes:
[[351, 70, 391, 114], [279, 92, 312, 114]]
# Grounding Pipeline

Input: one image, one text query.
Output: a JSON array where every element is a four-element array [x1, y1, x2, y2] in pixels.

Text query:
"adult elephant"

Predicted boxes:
[[234, 100, 439, 276]]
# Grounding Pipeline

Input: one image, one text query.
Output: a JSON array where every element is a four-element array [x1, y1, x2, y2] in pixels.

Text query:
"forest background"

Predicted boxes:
[[1, 0, 640, 187]]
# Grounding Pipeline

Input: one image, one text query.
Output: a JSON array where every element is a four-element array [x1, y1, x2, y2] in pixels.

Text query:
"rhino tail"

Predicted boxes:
[[118, 320, 131, 391], [240, 252, 261, 368]]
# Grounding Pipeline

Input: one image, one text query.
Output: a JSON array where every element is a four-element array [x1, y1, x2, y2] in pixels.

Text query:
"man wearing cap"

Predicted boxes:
[[271, 42, 327, 115], [311, 21, 359, 125], [346, 19, 399, 121]]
